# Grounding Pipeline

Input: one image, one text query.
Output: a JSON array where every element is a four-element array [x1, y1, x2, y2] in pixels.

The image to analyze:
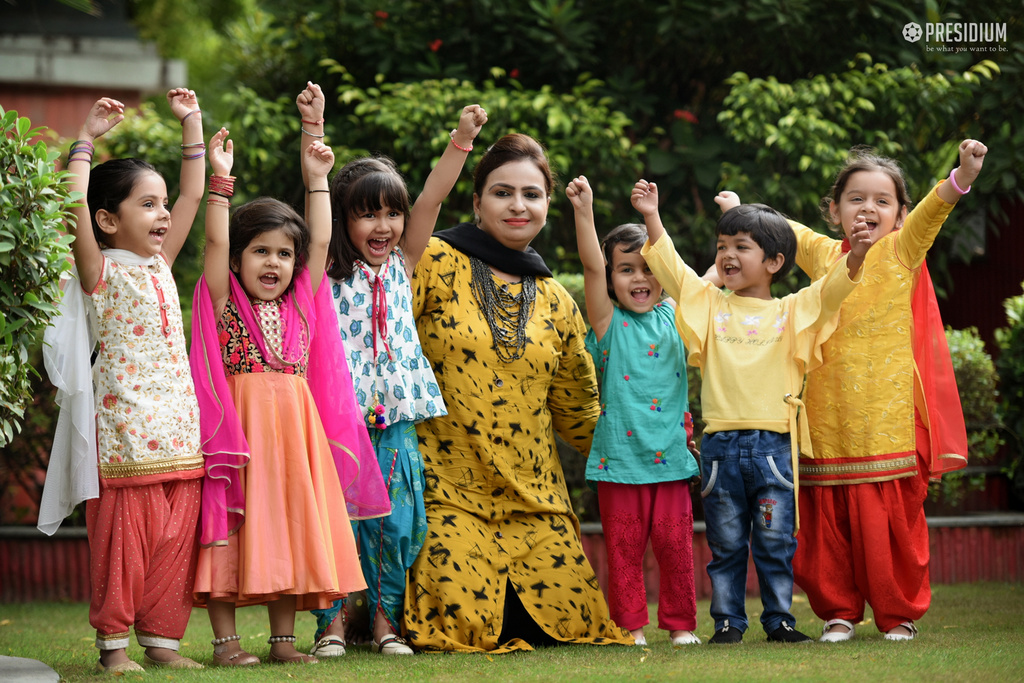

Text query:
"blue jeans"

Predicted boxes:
[[700, 430, 798, 634]]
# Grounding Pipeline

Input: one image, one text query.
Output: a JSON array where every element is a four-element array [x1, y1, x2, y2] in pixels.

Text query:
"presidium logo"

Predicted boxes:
[[903, 21, 1008, 53]]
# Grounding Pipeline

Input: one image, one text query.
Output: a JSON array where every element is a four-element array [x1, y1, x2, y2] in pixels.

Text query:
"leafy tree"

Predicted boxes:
[[0, 110, 76, 446]]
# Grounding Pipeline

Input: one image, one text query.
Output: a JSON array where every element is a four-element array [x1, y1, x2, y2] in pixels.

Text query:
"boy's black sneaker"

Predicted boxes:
[[767, 621, 813, 643], [708, 625, 743, 644]]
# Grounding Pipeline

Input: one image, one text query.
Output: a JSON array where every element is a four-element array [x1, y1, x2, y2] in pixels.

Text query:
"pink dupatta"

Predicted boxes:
[[190, 269, 390, 547]]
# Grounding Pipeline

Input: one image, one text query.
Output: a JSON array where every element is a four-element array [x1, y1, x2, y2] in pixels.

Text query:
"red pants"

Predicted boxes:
[[86, 478, 202, 650], [793, 426, 931, 633], [598, 480, 697, 632]]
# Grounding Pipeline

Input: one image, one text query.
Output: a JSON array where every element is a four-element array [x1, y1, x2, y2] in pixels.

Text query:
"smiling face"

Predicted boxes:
[[609, 245, 663, 314], [347, 201, 405, 272], [715, 231, 782, 300], [233, 227, 297, 302], [829, 169, 907, 245], [98, 171, 170, 257], [473, 159, 550, 251]]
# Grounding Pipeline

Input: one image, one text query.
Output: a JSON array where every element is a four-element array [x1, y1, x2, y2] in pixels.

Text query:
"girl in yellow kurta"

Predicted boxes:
[[789, 140, 985, 642], [405, 134, 633, 652]]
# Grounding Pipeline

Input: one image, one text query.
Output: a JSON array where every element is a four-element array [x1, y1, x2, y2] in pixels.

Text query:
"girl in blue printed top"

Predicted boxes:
[[566, 175, 700, 647], [297, 81, 487, 656]]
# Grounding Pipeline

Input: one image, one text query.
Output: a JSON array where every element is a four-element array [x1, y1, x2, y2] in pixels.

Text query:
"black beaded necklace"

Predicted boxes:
[[469, 255, 537, 362]]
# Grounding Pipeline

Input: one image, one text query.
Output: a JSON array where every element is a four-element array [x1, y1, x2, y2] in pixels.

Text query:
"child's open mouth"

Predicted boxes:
[[631, 287, 651, 303], [368, 238, 389, 256], [150, 227, 167, 241], [259, 273, 279, 288]]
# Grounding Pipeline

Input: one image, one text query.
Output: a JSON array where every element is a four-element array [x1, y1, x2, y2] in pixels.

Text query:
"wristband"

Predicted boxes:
[[948, 167, 971, 195]]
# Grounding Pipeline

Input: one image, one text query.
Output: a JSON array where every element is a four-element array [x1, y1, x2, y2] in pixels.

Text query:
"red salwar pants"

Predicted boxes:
[[598, 480, 697, 632], [793, 424, 931, 634], [86, 478, 202, 650]]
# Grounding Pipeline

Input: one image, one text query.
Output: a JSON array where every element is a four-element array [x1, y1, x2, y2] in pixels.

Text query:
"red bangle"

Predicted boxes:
[[449, 129, 472, 152], [209, 174, 236, 198]]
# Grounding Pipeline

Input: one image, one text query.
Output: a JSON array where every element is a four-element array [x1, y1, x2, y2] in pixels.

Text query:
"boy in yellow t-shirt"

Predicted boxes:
[[631, 180, 871, 644]]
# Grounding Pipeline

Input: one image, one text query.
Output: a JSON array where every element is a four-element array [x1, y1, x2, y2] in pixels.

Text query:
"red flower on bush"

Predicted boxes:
[[374, 10, 388, 19], [510, 68, 520, 79], [674, 109, 699, 124], [429, 39, 443, 52]]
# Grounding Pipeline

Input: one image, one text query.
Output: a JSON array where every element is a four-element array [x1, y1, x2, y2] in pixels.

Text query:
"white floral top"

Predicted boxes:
[[90, 256, 203, 481], [331, 248, 446, 426]]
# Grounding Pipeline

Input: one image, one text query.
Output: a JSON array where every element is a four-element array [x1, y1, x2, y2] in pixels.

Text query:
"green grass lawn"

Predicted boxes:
[[2, 582, 1022, 682]]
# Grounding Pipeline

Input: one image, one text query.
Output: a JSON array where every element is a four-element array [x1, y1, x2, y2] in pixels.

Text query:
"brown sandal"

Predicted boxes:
[[210, 635, 259, 667], [268, 635, 319, 664]]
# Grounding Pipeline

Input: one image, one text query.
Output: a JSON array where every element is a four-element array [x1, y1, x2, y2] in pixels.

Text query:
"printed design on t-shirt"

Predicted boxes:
[[742, 315, 762, 336], [715, 311, 731, 333], [773, 312, 788, 334]]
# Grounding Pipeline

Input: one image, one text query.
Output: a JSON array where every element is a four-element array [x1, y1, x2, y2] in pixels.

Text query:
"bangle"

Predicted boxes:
[[449, 129, 472, 152], [68, 154, 93, 164], [207, 196, 231, 208], [301, 127, 326, 138], [308, 188, 330, 194], [948, 167, 971, 195], [69, 140, 95, 163], [302, 118, 324, 126], [182, 109, 202, 124], [182, 150, 206, 160], [209, 174, 236, 198]]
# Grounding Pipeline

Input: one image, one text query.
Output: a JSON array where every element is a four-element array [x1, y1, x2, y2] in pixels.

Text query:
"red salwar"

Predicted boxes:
[[597, 480, 698, 632], [793, 422, 931, 633], [86, 478, 202, 650]]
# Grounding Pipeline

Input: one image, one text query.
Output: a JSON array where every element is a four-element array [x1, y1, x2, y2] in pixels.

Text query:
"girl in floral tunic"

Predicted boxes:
[[42, 92, 206, 673], [298, 82, 487, 656], [189, 125, 387, 666]]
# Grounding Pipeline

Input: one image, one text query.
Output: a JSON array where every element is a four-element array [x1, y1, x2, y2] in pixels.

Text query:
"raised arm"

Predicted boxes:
[[566, 175, 614, 338], [403, 104, 488, 273], [164, 88, 204, 265], [936, 139, 987, 205], [296, 81, 326, 218], [631, 179, 667, 244], [203, 128, 234, 316], [304, 140, 336, 291], [67, 98, 125, 292], [844, 217, 873, 279]]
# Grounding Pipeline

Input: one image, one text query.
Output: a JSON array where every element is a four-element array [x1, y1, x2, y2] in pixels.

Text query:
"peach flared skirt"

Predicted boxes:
[[194, 373, 366, 610]]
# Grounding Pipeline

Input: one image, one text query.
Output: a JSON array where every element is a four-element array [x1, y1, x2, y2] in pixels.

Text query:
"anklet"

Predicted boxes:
[[212, 634, 241, 646], [267, 635, 296, 644]]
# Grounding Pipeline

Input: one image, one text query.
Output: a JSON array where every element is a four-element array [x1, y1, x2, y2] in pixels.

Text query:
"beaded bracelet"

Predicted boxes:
[[211, 634, 241, 646], [267, 635, 296, 644], [209, 174, 236, 198], [182, 109, 202, 124], [449, 129, 472, 152], [301, 127, 325, 138], [948, 167, 971, 195]]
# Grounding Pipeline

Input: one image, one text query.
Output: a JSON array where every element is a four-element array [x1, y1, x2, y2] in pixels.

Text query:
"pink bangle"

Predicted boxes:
[[449, 129, 472, 152], [948, 167, 971, 195]]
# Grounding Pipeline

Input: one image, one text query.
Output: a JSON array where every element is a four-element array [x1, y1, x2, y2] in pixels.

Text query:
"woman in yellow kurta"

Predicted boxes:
[[405, 133, 633, 652]]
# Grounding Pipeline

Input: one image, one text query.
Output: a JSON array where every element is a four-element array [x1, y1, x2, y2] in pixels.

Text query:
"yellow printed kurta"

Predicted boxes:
[[405, 238, 632, 652], [792, 183, 960, 484]]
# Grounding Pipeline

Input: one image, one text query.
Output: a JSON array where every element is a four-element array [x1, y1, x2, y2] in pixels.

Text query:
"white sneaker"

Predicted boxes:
[[819, 619, 855, 643], [373, 635, 414, 655], [884, 622, 918, 641], [670, 631, 701, 645], [310, 635, 346, 657]]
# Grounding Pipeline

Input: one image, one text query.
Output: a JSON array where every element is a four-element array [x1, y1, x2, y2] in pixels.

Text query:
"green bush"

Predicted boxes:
[[929, 326, 1003, 506], [996, 284, 1024, 503], [0, 108, 76, 446]]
